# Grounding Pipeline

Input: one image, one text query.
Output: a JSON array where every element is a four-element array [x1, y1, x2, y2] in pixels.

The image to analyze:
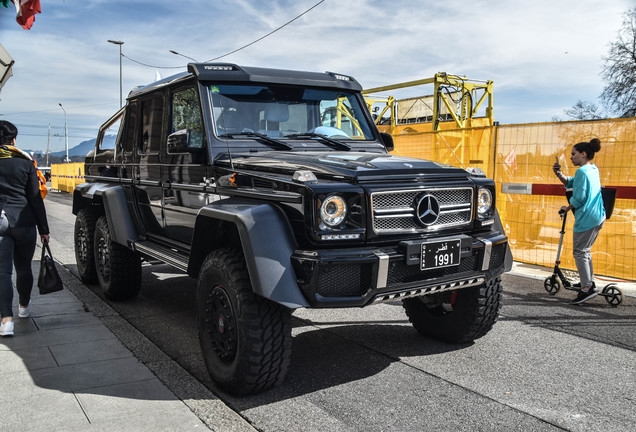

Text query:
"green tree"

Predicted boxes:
[[600, 8, 636, 118]]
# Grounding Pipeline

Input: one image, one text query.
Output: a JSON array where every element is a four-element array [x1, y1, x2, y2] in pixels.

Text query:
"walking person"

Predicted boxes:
[[553, 138, 606, 304], [0, 120, 50, 336]]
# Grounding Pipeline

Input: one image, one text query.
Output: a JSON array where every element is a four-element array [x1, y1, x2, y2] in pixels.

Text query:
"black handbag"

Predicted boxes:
[[38, 240, 64, 295]]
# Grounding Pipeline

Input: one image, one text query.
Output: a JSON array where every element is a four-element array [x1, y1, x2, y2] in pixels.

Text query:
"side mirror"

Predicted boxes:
[[167, 129, 190, 153], [379, 132, 394, 152]]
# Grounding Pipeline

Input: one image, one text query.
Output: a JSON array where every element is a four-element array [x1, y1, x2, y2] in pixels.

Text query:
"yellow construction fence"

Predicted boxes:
[[50, 162, 84, 194], [386, 117, 636, 281]]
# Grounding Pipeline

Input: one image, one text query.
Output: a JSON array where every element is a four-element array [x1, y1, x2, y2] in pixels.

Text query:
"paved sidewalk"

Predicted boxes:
[[0, 251, 254, 432], [509, 261, 636, 298]]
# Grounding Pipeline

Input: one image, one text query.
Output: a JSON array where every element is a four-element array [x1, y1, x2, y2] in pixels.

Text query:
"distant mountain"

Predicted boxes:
[[50, 138, 96, 157]]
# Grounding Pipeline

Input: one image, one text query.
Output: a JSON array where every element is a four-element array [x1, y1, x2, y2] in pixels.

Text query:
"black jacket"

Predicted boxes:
[[0, 157, 50, 235]]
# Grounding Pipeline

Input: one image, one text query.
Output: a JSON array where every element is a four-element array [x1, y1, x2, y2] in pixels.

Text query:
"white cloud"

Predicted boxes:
[[0, 0, 633, 150]]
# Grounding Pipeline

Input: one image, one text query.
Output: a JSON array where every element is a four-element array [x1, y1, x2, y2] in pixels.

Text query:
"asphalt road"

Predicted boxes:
[[44, 190, 636, 432]]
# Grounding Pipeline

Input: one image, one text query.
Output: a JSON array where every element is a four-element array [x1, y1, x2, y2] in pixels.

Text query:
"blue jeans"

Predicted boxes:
[[0, 225, 37, 318]]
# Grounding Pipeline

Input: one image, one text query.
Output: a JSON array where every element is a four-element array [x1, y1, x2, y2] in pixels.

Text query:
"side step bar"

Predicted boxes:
[[132, 241, 189, 273]]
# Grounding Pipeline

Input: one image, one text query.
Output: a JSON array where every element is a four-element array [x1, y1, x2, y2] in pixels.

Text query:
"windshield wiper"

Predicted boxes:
[[285, 133, 352, 151], [218, 132, 293, 150]]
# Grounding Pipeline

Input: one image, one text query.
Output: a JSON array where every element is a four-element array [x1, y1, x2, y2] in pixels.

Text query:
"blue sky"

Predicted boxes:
[[0, 0, 633, 153]]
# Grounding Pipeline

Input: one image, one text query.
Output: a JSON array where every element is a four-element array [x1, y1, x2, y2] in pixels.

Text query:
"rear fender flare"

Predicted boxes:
[[72, 183, 139, 247]]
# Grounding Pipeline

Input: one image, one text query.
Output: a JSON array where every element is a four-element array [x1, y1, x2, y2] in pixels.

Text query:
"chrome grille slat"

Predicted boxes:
[[371, 187, 473, 234]]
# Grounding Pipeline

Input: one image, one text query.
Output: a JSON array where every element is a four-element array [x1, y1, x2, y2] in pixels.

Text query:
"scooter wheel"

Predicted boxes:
[[602, 284, 623, 307], [544, 276, 561, 295]]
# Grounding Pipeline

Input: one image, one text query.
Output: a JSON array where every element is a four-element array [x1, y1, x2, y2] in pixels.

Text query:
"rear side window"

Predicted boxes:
[[122, 102, 138, 156], [140, 95, 164, 154], [98, 113, 121, 151], [171, 86, 204, 148]]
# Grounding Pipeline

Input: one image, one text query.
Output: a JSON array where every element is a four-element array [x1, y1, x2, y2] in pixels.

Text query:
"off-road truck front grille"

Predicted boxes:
[[370, 187, 473, 234]]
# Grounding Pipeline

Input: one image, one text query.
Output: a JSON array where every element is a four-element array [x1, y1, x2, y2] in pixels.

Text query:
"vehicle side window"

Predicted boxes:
[[171, 87, 203, 148], [98, 114, 121, 152], [140, 95, 164, 154], [123, 102, 138, 156]]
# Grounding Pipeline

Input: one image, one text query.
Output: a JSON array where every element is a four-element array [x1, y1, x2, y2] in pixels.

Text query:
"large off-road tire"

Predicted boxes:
[[197, 248, 292, 396], [74, 208, 99, 284], [93, 216, 141, 301], [402, 277, 503, 344]]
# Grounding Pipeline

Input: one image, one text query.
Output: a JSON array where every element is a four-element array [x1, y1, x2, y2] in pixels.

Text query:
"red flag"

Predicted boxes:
[[12, 0, 41, 30]]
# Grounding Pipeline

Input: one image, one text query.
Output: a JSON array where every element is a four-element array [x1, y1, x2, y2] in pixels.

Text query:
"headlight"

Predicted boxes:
[[477, 187, 493, 217], [320, 195, 347, 227]]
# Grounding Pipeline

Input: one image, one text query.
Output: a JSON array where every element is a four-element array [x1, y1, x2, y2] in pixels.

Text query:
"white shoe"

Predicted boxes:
[[0, 320, 14, 337], [19, 301, 31, 318]]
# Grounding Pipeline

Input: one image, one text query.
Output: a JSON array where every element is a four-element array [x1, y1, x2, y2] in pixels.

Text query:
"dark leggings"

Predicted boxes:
[[0, 226, 37, 318]]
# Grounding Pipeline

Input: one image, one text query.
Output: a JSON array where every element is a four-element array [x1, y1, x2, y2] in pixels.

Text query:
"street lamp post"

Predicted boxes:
[[108, 39, 124, 107], [58, 103, 69, 163], [169, 50, 198, 62]]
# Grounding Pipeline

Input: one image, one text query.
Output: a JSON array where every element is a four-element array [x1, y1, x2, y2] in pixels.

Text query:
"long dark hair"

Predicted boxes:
[[573, 138, 601, 160]]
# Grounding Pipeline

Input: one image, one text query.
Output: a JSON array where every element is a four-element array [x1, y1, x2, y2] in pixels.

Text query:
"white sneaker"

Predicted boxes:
[[18, 301, 31, 318], [0, 320, 14, 337]]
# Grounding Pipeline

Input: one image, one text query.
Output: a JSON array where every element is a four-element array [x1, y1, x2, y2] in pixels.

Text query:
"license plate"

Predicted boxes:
[[420, 239, 461, 270]]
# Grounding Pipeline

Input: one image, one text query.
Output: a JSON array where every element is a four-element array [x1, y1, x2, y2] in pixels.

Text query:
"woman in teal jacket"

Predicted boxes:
[[553, 138, 605, 304]]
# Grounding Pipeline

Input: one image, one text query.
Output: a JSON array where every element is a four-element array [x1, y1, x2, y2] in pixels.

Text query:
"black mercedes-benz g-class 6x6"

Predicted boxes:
[[73, 63, 510, 395]]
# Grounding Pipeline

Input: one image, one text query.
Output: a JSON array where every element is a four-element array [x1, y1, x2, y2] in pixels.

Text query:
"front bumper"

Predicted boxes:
[[291, 232, 508, 307]]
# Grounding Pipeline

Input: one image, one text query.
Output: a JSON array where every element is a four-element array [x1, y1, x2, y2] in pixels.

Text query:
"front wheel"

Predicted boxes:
[[402, 277, 503, 344], [197, 248, 292, 396], [93, 216, 141, 301]]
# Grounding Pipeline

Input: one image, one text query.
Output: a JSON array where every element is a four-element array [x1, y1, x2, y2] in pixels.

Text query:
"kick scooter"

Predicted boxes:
[[543, 209, 623, 306]]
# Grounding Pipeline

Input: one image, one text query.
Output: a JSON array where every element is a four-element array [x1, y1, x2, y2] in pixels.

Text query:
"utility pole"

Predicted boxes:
[[59, 103, 69, 163], [46, 123, 50, 166]]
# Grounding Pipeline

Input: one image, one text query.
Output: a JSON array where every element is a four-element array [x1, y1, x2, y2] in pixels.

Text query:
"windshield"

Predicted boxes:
[[209, 84, 374, 140]]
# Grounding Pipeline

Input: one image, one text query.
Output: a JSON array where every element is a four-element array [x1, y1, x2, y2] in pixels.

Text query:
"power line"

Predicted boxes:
[[0, 102, 115, 117], [121, 53, 184, 70], [205, 0, 327, 62], [120, 0, 327, 69]]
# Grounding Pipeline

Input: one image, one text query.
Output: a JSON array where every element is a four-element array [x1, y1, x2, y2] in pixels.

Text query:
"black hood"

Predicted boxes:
[[217, 151, 470, 182]]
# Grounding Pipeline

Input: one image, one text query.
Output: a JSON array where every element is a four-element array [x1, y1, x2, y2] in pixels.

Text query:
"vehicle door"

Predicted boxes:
[[133, 93, 165, 236], [163, 83, 209, 245]]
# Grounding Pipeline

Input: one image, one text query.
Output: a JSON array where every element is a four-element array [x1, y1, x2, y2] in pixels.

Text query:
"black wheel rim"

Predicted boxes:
[[544, 277, 560, 295], [605, 287, 622, 306], [205, 285, 237, 363], [96, 236, 110, 282]]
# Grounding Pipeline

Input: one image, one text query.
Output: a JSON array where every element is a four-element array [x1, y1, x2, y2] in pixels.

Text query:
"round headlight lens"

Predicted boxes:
[[477, 187, 493, 217], [320, 195, 347, 227]]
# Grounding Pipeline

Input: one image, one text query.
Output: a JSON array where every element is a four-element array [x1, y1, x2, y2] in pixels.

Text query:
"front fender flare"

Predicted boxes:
[[191, 199, 308, 308]]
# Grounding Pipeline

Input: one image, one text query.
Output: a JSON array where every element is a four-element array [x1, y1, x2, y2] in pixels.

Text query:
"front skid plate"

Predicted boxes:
[[371, 276, 486, 305]]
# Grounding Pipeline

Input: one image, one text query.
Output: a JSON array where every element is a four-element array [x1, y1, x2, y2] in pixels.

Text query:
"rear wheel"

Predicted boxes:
[[93, 216, 141, 301], [197, 248, 292, 395], [402, 277, 503, 343], [74, 208, 98, 283]]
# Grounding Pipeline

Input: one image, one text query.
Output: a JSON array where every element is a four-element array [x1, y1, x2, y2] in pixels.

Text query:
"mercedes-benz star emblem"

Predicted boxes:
[[416, 194, 440, 226]]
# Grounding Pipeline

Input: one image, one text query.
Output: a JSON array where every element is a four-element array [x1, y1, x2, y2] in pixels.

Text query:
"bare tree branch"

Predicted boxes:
[[600, 8, 636, 117]]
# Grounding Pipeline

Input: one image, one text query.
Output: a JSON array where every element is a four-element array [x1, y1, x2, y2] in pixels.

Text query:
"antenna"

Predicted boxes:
[[217, 97, 234, 170]]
